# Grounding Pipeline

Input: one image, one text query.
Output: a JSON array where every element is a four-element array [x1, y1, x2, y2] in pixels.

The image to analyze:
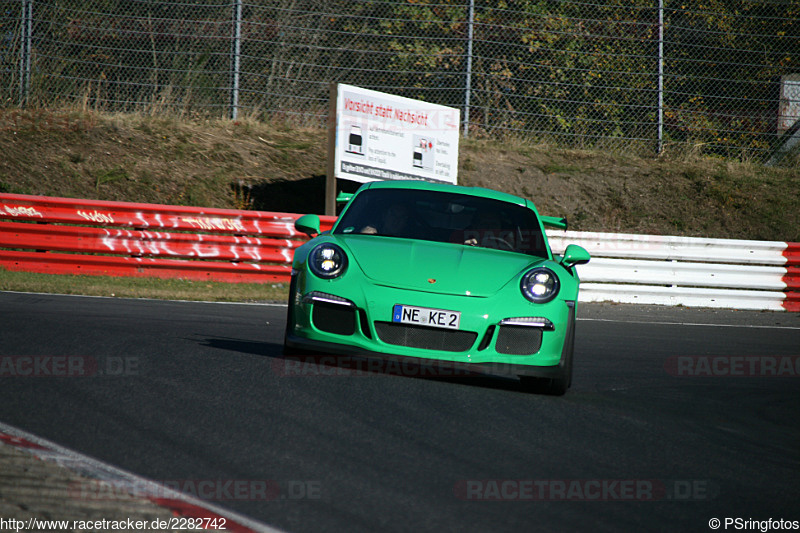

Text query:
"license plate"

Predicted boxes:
[[392, 304, 461, 330]]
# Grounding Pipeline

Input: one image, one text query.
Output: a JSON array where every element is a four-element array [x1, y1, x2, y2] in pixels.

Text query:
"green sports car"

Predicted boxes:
[[284, 180, 590, 395]]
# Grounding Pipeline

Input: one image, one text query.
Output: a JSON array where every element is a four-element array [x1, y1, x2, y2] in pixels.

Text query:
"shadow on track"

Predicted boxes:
[[195, 335, 531, 394]]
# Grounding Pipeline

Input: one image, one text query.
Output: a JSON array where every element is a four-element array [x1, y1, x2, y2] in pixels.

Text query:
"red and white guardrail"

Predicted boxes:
[[0, 193, 334, 283], [1, 193, 797, 311], [548, 231, 799, 312]]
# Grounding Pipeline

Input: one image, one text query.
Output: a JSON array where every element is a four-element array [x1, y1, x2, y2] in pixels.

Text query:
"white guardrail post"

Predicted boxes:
[[547, 230, 795, 311]]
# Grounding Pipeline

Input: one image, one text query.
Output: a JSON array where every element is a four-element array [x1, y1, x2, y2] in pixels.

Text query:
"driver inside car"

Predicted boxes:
[[462, 211, 515, 250], [360, 202, 413, 237]]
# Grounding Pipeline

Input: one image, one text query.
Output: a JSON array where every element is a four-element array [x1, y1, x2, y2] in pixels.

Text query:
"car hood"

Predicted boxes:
[[340, 236, 543, 297]]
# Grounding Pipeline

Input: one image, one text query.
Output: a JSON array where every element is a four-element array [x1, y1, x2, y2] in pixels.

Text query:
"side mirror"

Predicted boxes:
[[295, 214, 321, 237], [561, 244, 590, 269]]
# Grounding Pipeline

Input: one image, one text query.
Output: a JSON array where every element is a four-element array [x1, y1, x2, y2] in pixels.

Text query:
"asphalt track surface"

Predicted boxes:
[[0, 291, 798, 533]]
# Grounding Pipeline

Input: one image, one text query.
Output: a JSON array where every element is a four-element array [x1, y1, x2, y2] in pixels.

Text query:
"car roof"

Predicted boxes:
[[358, 180, 531, 208]]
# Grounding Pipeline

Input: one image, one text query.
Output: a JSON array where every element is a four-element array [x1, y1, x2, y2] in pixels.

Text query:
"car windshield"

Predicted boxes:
[[334, 188, 548, 257]]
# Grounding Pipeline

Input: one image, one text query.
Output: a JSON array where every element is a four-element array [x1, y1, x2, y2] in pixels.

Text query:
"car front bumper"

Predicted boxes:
[[286, 271, 576, 376]]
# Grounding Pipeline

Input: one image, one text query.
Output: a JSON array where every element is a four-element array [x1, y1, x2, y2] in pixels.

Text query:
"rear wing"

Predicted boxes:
[[336, 192, 354, 204], [540, 216, 568, 231]]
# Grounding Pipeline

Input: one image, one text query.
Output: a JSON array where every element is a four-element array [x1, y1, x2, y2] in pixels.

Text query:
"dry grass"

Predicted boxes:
[[3, 107, 797, 241], [0, 107, 799, 302], [0, 268, 289, 303]]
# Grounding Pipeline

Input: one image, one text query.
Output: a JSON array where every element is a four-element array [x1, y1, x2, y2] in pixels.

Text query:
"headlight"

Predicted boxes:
[[308, 243, 348, 279], [520, 267, 559, 303]]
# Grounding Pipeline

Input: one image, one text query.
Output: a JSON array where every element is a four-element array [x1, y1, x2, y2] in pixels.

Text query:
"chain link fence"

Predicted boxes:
[[2, 0, 799, 159]]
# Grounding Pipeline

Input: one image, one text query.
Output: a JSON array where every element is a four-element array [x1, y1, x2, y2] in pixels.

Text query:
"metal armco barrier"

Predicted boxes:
[[0, 193, 335, 283], [548, 231, 799, 312], [1, 193, 797, 311]]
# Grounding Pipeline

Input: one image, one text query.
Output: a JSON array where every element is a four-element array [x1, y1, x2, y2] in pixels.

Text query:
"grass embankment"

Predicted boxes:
[[1, 108, 798, 301], [0, 268, 289, 303]]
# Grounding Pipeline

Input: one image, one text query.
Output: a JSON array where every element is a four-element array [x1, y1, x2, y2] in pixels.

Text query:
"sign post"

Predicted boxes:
[[326, 84, 460, 215]]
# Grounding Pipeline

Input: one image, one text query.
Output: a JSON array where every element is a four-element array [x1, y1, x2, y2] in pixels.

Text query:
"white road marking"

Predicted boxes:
[[0, 421, 285, 533], [577, 317, 800, 331]]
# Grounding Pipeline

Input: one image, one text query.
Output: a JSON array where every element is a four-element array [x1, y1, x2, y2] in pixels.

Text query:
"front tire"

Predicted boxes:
[[282, 273, 303, 356]]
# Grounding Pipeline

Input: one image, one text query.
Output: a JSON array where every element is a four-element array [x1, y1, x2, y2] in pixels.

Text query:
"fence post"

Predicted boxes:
[[463, 0, 474, 138], [230, 0, 242, 120], [657, 0, 664, 154], [19, 0, 32, 107]]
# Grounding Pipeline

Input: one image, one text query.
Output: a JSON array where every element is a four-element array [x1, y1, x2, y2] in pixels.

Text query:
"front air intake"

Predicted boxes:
[[374, 322, 477, 352]]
